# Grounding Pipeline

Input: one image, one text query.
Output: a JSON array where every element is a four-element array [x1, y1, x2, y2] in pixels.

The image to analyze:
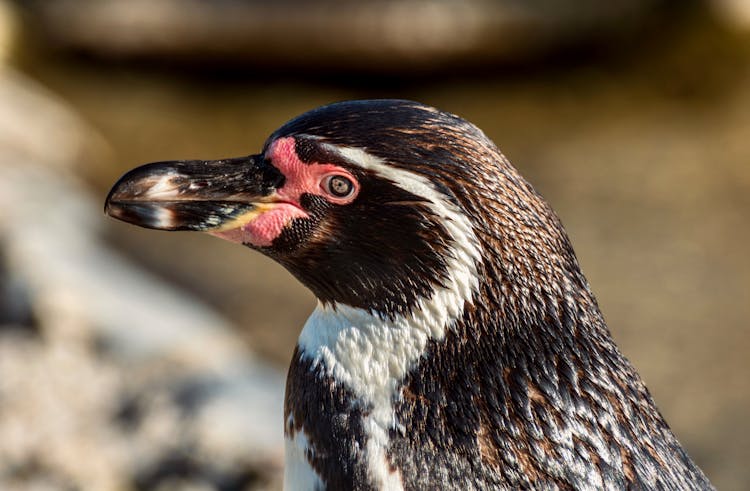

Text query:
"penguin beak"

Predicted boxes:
[[104, 154, 285, 232]]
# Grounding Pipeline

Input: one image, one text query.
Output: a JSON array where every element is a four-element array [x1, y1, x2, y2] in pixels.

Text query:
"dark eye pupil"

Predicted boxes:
[[329, 176, 353, 197]]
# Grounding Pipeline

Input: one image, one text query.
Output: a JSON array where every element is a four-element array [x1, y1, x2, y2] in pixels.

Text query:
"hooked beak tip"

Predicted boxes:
[[104, 155, 277, 232]]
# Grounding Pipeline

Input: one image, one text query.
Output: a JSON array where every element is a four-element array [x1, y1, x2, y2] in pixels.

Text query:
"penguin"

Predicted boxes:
[[105, 99, 714, 490]]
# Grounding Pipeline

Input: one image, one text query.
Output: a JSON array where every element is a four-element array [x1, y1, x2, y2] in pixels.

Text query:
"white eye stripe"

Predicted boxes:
[[323, 144, 446, 205]]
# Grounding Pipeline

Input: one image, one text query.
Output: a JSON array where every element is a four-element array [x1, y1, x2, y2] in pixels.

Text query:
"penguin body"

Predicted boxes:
[[106, 100, 714, 490]]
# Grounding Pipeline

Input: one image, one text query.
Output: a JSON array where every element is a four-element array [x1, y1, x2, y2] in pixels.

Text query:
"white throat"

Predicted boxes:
[[290, 144, 482, 490]]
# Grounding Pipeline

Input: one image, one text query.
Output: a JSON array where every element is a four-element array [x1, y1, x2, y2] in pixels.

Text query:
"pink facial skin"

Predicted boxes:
[[210, 137, 359, 247]]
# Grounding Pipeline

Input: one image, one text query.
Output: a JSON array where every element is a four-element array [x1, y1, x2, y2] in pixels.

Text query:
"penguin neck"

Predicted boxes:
[[294, 301, 453, 409], [285, 236, 481, 491], [283, 261, 673, 490], [284, 299, 472, 491], [287, 241, 624, 423], [291, 185, 484, 408]]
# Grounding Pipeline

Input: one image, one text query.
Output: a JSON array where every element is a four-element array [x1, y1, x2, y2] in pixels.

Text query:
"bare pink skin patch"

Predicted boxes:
[[210, 137, 359, 247]]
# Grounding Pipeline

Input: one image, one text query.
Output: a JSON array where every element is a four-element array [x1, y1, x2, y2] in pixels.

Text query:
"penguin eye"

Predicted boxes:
[[323, 175, 355, 198]]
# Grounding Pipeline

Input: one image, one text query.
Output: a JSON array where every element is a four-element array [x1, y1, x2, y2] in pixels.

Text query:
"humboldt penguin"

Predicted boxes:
[[105, 99, 714, 490]]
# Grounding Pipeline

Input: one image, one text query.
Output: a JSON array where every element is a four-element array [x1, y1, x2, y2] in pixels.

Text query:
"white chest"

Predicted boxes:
[[284, 427, 323, 491]]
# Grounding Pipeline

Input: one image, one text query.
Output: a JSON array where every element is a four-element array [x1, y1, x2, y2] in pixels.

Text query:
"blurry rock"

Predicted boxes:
[[713, 0, 750, 30], [0, 67, 107, 170], [0, 68, 284, 490], [19, 0, 664, 71], [0, 246, 35, 329]]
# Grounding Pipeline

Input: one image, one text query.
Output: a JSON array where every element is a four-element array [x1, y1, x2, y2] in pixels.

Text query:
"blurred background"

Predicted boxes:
[[0, 1, 748, 490]]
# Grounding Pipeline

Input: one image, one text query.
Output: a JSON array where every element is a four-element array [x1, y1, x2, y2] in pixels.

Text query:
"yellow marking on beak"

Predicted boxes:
[[211, 202, 277, 232]]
